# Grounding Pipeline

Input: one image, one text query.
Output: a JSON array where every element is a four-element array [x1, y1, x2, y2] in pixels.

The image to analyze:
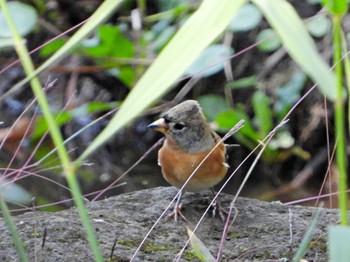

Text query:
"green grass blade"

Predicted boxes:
[[342, 34, 350, 135], [329, 226, 350, 262], [253, 0, 337, 100], [79, 0, 247, 160], [322, 0, 348, 15], [332, 15, 348, 225], [187, 226, 215, 262], [1, 0, 124, 102], [0, 195, 29, 262], [292, 209, 322, 262]]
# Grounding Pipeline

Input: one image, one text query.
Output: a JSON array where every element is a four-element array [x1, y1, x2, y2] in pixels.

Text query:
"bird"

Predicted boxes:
[[148, 100, 228, 221]]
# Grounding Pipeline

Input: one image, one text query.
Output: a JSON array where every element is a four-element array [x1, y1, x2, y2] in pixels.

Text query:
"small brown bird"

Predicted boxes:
[[148, 100, 228, 220]]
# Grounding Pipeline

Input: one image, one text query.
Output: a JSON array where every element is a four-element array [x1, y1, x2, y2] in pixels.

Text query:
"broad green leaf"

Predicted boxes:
[[84, 25, 134, 58], [229, 3, 262, 32], [256, 28, 281, 52], [0, 176, 32, 205], [184, 44, 234, 77], [274, 72, 306, 118], [83, 25, 135, 86], [39, 39, 66, 57], [216, 108, 259, 149], [198, 95, 229, 122], [216, 108, 259, 141], [329, 226, 350, 262], [252, 90, 273, 137], [80, 0, 247, 160], [0, 1, 37, 37], [306, 15, 331, 38], [33, 112, 73, 138], [253, 0, 337, 100]]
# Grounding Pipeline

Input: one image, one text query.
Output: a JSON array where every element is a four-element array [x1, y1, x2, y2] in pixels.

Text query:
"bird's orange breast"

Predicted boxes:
[[158, 139, 228, 192]]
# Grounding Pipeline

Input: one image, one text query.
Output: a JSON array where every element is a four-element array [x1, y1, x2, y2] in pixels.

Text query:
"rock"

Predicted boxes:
[[0, 187, 337, 261]]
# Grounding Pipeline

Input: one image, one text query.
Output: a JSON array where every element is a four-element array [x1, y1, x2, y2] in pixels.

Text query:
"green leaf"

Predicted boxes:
[[216, 108, 259, 149], [292, 209, 322, 262], [71, 101, 117, 117], [256, 28, 281, 52], [185, 44, 234, 77], [0, 196, 29, 262], [84, 25, 134, 58], [0, 1, 37, 37], [274, 72, 306, 117], [253, 0, 337, 100], [157, 0, 189, 11], [306, 15, 331, 38], [83, 25, 135, 86], [33, 112, 73, 138], [0, 176, 32, 205], [322, 0, 348, 15], [109, 66, 136, 87], [229, 3, 262, 32], [79, 0, 247, 160], [187, 227, 215, 262], [86, 101, 117, 112], [39, 39, 66, 57], [226, 76, 257, 89], [198, 95, 229, 122], [329, 226, 350, 262], [252, 90, 273, 137], [216, 108, 259, 141]]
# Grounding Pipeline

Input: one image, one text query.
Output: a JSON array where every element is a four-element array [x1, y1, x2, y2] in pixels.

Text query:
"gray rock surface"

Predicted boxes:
[[0, 187, 339, 261]]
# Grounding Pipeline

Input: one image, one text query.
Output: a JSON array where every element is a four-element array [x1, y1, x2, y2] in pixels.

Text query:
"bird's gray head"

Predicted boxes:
[[148, 100, 214, 152]]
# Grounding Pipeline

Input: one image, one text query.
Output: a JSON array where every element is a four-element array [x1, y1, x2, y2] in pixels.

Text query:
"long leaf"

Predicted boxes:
[[253, 0, 337, 100], [329, 226, 350, 262], [80, 0, 247, 160], [187, 226, 215, 262], [292, 209, 322, 262], [0, 195, 29, 262]]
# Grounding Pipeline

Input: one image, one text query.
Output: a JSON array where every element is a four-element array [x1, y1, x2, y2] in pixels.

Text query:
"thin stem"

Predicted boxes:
[[333, 14, 348, 225]]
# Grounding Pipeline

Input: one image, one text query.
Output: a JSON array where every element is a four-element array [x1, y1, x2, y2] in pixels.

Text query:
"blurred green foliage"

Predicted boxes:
[[30, 0, 334, 166], [199, 71, 307, 163]]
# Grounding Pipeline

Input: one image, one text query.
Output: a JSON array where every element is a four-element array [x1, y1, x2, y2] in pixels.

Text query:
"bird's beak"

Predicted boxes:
[[148, 118, 169, 134]]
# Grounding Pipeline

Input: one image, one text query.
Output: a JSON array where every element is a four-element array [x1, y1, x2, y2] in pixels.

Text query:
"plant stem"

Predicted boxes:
[[333, 14, 348, 225], [0, 195, 29, 262]]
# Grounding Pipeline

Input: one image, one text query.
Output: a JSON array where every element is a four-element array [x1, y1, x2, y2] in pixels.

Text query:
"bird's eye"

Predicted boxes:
[[173, 123, 185, 130], [163, 116, 171, 123]]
